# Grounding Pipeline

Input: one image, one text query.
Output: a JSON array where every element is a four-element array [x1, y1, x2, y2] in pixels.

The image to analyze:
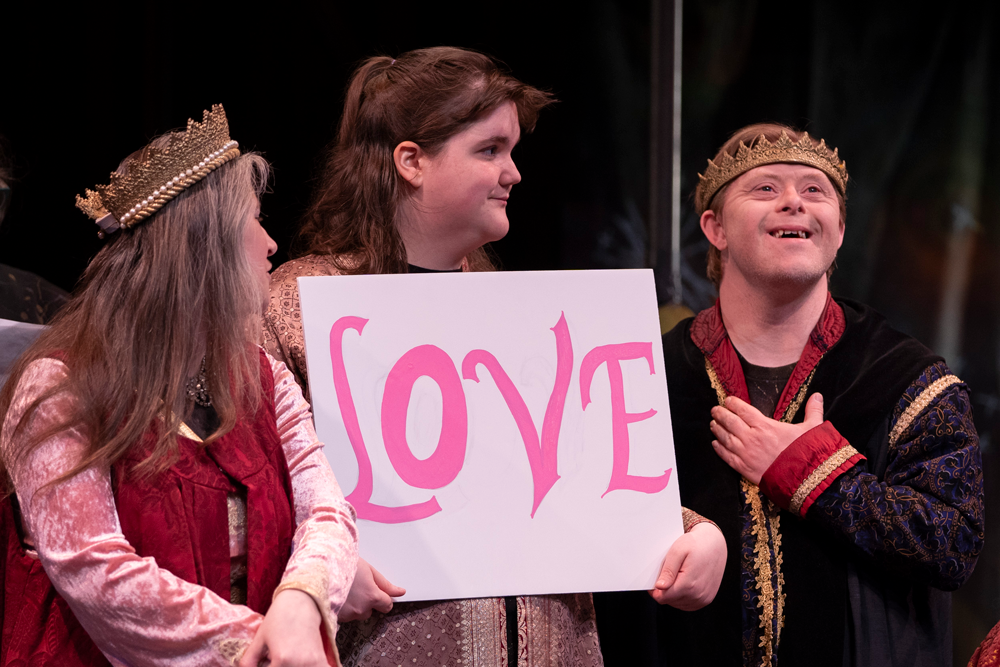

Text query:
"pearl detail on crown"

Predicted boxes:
[[118, 140, 238, 224]]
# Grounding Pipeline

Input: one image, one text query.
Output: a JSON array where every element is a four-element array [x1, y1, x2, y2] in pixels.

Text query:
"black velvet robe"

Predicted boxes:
[[595, 299, 946, 667]]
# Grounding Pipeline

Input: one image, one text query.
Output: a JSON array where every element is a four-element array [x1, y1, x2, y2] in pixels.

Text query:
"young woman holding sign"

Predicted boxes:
[[1, 106, 358, 667], [264, 47, 726, 666]]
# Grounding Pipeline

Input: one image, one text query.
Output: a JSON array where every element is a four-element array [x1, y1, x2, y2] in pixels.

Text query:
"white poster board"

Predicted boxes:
[[299, 269, 682, 601]]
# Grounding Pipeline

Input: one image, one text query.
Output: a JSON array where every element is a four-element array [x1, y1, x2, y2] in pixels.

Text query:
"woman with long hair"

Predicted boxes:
[[265, 47, 727, 666], [0, 106, 357, 667]]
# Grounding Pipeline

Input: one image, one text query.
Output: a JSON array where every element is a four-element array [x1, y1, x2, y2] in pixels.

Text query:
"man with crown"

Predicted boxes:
[[599, 123, 984, 667]]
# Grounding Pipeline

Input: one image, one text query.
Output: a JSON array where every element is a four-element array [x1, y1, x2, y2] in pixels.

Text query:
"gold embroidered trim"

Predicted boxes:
[[682, 506, 718, 533], [457, 600, 474, 667], [273, 574, 342, 666], [227, 493, 247, 553], [889, 374, 961, 447], [705, 358, 727, 407], [468, 597, 504, 667], [215, 637, 251, 667], [744, 479, 778, 666], [228, 492, 248, 604], [273, 579, 327, 606], [515, 596, 527, 667], [705, 354, 823, 664], [781, 367, 818, 422], [788, 445, 859, 516], [769, 504, 785, 646]]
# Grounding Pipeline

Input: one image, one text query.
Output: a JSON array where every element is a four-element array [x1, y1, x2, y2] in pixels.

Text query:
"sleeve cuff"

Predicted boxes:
[[273, 577, 343, 666], [759, 421, 865, 517], [216, 638, 253, 667], [681, 506, 718, 533]]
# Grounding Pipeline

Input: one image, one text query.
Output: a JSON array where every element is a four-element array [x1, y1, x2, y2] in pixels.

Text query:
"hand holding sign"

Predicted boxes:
[[650, 522, 727, 610], [301, 269, 684, 601], [340, 558, 406, 622]]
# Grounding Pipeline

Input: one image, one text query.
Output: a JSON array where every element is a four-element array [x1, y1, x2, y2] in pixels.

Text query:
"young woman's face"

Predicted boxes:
[[243, 200, 277, 313], [416, 101, 522, 250]]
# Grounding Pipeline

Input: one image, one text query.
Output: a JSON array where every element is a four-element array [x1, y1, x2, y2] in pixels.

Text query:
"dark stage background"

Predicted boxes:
[[2, 2, 998, 664]]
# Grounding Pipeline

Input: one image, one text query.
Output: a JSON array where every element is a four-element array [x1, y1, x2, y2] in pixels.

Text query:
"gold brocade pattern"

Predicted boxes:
[[743, 479, 781, 666], [682, 506, 718, 533], [336, 600, 471, 666], [767, 503, 785, 648], [781, 367, 818, 422], [228, 493, 248, 605], [521, 595, 603, 667], [517, 596, 528, 666], [335, 595, 602, 667], [888, 374, 961, 446], [706, 358, 728, 407], [263, 255, 346, 398], [263, 254, 473, 399], [274, 574, 342, 667], [705, 357, 824, 666], [520, 598, 536, 667], [227, 493, 247, 546], [788, 445, 859, 516], [215, 637, 251, 666], [471, 597, 506, 666]]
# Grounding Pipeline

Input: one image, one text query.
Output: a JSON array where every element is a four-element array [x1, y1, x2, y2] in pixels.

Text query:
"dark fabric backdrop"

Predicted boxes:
[[2, 1, 996, 664]]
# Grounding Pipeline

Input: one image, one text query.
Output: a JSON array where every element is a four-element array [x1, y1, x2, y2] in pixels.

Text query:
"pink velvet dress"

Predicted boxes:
[[1, 351, 359, 666]]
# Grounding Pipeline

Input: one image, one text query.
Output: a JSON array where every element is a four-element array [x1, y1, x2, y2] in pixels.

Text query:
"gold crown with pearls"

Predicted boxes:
[[76, 104, 240, 236], [695, 130, 848, 213]]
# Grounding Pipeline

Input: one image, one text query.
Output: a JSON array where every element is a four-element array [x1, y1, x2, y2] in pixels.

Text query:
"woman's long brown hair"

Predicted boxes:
[[0, 138, 269, 492], [295, 46, 554, 274]]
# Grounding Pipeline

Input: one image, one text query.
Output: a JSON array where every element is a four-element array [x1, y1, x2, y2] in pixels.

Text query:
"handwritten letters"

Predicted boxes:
[[300, 270, 682, 600]]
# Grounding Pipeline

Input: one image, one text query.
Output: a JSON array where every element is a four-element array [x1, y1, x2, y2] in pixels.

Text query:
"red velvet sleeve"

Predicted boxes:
[[3, 359, 261, 667], [759, 421, 865, 517]]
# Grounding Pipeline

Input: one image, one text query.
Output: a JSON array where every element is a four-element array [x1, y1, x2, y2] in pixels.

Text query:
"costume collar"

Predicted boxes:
[[690, 293, 846, 419]]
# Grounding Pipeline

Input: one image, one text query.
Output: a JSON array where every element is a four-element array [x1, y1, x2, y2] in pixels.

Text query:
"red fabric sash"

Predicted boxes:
[[1, 350, 293, 665]]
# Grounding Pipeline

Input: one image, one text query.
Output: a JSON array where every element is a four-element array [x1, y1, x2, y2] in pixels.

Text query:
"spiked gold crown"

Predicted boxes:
[[76, 104, 240, 236], [695, 130, 848, 213]]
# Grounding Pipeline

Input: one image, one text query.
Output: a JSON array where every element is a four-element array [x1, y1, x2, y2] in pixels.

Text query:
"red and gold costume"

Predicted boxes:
[[971, 622, 1000, 667], [1, 351, 358, 666]]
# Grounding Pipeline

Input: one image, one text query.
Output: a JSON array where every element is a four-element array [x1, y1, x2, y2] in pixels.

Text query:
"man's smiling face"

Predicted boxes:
[[702, 163, 844, 290]]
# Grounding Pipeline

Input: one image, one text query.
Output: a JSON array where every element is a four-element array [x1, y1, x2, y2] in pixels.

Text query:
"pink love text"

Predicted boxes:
[[329, 313, 669, 523]]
